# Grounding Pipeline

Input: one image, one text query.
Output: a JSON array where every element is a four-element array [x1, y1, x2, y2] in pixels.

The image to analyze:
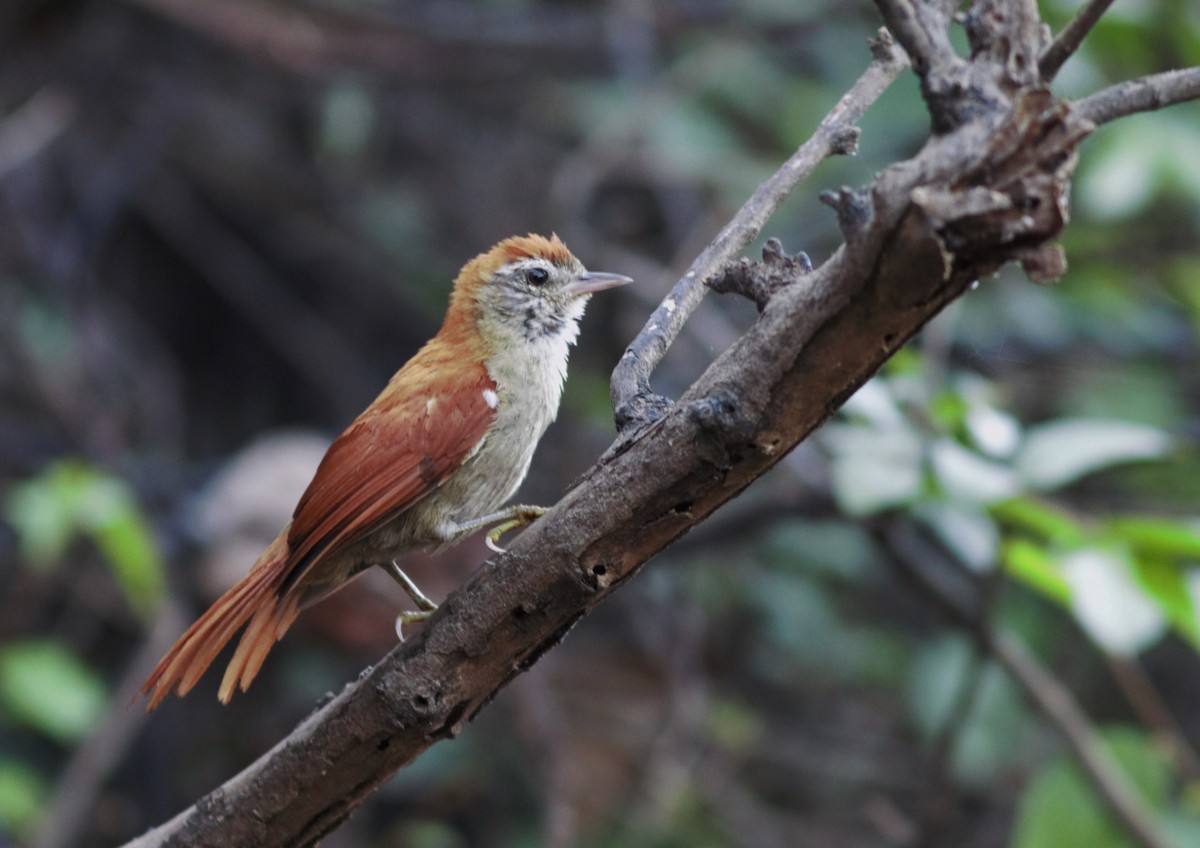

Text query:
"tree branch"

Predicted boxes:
[[609, 28, 909, 436], [1039, 0, 1117, 81], [122, 3, 1199, 845], [1075, 67, 1200, 126]]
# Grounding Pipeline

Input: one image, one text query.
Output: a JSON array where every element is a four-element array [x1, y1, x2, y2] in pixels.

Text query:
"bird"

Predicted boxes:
[[140, 234, 632, 709]]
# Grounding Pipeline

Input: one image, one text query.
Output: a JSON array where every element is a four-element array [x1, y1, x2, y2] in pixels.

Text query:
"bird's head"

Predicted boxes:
[[446, 234, 632, 352]]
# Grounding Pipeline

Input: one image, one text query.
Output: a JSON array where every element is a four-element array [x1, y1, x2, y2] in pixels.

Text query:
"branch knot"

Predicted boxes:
[[705, 238, 813, 312]]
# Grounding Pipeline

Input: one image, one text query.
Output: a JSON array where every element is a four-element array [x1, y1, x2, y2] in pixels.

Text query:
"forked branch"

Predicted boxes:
[[609, 28, 909, 437], [123, 2, 1198, 845]]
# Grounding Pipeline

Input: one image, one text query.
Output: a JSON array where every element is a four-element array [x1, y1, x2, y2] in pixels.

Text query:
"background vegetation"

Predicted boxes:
[[0, 0, 1198, 846]]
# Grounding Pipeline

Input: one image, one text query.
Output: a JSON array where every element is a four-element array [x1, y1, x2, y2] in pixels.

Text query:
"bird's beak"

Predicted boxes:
[[561, 271, 634, 298]]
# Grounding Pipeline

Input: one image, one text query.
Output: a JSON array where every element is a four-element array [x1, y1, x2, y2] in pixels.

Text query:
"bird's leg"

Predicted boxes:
[[388, 504, 547, 638], [385, 561, 439, 638], [449, 504, 548, 553]]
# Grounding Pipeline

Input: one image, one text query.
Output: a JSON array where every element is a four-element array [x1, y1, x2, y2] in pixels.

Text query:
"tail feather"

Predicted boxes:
[[217, 592, 300, 703], [141, 534, 294, 710]]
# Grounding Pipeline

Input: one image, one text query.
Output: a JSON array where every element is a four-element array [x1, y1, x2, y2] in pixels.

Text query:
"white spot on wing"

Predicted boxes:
[[425, 397, 437, 414], [482, 388, 499, 409]]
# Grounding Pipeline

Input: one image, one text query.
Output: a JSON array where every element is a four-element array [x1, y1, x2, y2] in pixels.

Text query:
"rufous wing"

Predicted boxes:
[[284, 356, 497, 582], [142, 352, 497, 707]]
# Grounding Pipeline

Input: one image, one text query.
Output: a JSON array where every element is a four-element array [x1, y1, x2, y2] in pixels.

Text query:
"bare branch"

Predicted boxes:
[[1075, 67, 1200, 126], [610, 29, 909, 435], [1039, 0, 1117, 82], [872, 0, 988, 133], [962, 0, 1042, 89], [123, 18, 1095, 840], [990, 637, 1179, 848], [871, 0, 958, 76], [118, 3, 1200, 845], [1107, 657, 1200, 782]]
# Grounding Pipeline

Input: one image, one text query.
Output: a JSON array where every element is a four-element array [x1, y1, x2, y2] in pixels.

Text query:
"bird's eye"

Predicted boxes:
[[525, 267, 550, 286]]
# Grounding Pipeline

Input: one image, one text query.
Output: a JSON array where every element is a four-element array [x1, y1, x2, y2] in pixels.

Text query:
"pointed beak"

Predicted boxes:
[[561, 271, 634, 298]]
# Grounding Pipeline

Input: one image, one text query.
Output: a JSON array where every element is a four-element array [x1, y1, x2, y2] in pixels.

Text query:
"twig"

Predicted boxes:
[[1074, 67, 1200, 126], [609, 29, 909, 434], [1039, 0, 1117, 82], [118, 3, 1200, 844], [1106, 656, 1200, 782], [33, 604, 189, 848], [882, 522, 1178, 848], [991, 636, 1177, 848]]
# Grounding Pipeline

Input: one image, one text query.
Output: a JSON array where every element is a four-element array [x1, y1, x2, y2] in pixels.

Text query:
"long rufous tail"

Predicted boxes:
[[141, 533, 301, 709]]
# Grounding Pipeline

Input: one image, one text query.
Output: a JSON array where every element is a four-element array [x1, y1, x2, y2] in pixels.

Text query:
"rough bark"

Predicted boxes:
[[123, 0, 1200, 844]]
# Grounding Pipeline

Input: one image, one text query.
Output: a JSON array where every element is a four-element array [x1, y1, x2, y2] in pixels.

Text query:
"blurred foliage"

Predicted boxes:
[[1011, 727, 1200, 848], [6, 460, 164, 617], [0, 0, 1197, 846], [0, 640, 107, 746]]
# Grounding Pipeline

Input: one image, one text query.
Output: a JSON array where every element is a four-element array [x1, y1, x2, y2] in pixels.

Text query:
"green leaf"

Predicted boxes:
[[1107, 517, 1200, 561], [4, 474, 74, 569], [1010, 727, 1169, 848], [761, 519, 880, 580], [1128, 556, 1200, 647], [5, 460, 164, 616], [1002, 539, 1073, 605], [81, 492, 164, 617], [1016, 419, 1172, 490], [929, 389, 970, 433], [0, 640, 108, 744], [0, 759, 47, 839], [991, 497, 1089, 547]]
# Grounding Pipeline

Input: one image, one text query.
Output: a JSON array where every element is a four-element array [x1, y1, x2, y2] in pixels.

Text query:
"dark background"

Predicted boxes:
[[2, 1, 1199, 846]]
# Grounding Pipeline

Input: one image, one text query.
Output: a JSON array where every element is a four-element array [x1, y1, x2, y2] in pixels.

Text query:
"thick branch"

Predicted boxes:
[[125, 59, 1093, 848], [122, 7, 1200, 847], [872, 0, 983, 133], [871, 0, 958, 79], [609, 29, 908, 434], [1075, 67, 1200, 126]]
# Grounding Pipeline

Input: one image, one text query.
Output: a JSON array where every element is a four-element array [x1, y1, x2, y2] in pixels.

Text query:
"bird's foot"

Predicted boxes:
[[395, 607, 436, 641], [386, 561, 438, 640], [484, 505, 547, 553]]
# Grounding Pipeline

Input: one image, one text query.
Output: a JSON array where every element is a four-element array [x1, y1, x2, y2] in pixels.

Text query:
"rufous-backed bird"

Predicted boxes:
[[141, 234, 631, 709]]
